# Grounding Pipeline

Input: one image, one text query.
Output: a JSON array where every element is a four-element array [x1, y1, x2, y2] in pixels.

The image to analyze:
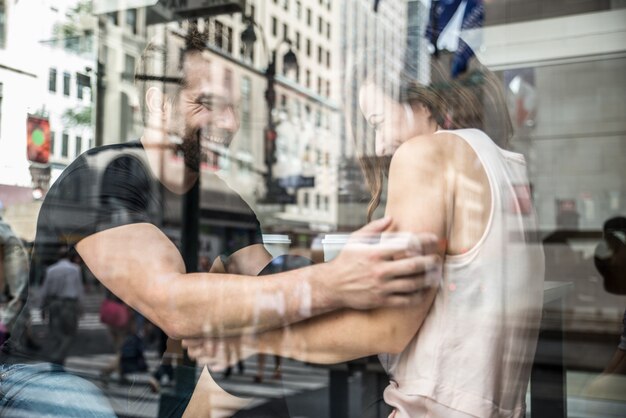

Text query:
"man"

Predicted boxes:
[[1, 30, 438, 417], [39, 248, 84, 366], [0, 213, 29, 347]]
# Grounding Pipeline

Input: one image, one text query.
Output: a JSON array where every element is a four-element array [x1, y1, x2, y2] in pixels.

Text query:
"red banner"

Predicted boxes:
[[27, 115, 50, 164]]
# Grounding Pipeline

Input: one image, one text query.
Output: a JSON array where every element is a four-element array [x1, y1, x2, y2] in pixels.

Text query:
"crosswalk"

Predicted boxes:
[[30, 292, 108, 331], [27, 289, 331, 417], [64, 351, 329, 418]]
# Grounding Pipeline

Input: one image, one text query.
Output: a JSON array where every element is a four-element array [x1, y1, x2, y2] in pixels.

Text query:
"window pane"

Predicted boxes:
[[48, 68, 57, 92], [75, 136, 82, 157], [61, 133, 69, 157], [63, 72, 71, 96]]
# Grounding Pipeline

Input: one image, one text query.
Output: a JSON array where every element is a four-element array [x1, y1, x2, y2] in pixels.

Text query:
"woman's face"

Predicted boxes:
[[359, 82, 434, 156]]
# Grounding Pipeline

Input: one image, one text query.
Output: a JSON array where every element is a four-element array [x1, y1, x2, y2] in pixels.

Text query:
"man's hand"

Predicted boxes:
[[321, 217, 441, 310]]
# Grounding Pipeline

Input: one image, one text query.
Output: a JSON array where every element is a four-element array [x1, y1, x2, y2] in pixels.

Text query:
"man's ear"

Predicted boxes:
[[145, 87, 165, 114]]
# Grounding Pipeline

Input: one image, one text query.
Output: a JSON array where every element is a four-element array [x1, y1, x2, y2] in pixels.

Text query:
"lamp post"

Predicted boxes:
[[241, 16, 298, 204]]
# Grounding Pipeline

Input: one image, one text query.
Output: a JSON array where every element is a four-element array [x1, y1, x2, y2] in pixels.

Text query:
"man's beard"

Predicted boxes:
[[176, 126, 234, 173]]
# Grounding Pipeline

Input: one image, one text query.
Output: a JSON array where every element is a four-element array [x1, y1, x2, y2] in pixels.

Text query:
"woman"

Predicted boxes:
[[352, 56, 545, 417], [187, 54, 544, 417]]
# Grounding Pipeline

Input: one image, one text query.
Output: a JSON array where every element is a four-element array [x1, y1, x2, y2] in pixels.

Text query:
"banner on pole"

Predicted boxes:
[[27, 116, 51, 164]]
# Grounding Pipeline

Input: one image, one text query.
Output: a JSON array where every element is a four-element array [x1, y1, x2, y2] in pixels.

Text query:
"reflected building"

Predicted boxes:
[[337, 0, 412, 228]]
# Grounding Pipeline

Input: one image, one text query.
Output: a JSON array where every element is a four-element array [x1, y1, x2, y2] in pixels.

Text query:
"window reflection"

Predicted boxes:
[[0, 1, 624, 417]]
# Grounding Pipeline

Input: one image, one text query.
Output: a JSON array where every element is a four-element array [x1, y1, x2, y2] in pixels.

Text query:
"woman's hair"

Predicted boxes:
[[350, 50, 514, 221]]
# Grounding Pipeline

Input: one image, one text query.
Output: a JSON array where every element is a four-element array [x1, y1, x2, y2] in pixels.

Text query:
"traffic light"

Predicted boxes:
[[27, 115, 51, 164], [265, 127, 277, 165]]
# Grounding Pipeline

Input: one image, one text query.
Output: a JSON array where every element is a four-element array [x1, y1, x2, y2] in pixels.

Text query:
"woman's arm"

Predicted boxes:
[[186, 136, 450, 363]]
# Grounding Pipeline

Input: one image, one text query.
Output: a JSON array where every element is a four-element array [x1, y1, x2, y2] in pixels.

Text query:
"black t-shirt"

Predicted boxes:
[[4, 141, 263, 359]]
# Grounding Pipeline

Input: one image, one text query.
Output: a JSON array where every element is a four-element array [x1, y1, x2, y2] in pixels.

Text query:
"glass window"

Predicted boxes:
[[215, 20, 223, 48], [48, 68, 57, 93], [76, 72, 90, 100], [126, 9, 137, 34], [61, 133, 69, 157], [75, 136, 82, 157], [107, 11, 118, 25], [0, 3, 622, 416], [63, 72, 71, 96]]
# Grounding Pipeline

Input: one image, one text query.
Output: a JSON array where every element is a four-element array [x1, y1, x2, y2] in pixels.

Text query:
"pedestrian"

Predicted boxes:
[[0, 213, 29, 347], [39, 247, 84, 366]]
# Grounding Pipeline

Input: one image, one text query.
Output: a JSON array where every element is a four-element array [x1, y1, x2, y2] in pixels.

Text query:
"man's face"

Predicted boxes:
[[169, 52, 240, 167]]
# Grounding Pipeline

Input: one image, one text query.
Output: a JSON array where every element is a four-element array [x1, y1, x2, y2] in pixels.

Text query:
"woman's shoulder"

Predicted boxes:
[[394, 131, 473, 165]]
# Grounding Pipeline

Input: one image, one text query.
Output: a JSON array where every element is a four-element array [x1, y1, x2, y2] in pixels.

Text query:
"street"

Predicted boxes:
[[25, 288, 626, 418]]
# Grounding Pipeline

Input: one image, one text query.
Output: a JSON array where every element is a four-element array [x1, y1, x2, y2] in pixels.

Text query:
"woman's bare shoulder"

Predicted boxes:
[[397, 131, 483, 168], [391, 134, 445, 168]]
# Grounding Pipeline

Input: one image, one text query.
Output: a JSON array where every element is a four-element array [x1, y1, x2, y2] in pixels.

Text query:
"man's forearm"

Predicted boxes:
[[153, 262, 340, 339]]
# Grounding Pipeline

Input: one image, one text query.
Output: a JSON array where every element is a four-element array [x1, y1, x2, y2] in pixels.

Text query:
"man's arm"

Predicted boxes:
[[76, 216, 431, 340], [186, 136, 449, 363]]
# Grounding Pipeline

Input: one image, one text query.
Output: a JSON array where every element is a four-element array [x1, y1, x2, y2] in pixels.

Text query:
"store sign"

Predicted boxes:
[[26, 116, 51, 164], [95, 0, 245, 22], [161, 0, 246, 17], [93, 0, 159, 15]]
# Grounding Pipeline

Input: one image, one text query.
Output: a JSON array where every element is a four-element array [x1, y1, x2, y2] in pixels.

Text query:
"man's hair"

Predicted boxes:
[[57, 246, 70, 260]]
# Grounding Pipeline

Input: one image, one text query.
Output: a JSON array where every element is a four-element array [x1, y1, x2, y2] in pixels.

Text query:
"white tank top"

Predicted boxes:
[[380, 129, 545, 418]]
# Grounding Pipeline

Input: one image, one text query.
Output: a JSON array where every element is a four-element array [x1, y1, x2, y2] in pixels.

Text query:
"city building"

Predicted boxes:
[[0, 0, 96, 240]]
